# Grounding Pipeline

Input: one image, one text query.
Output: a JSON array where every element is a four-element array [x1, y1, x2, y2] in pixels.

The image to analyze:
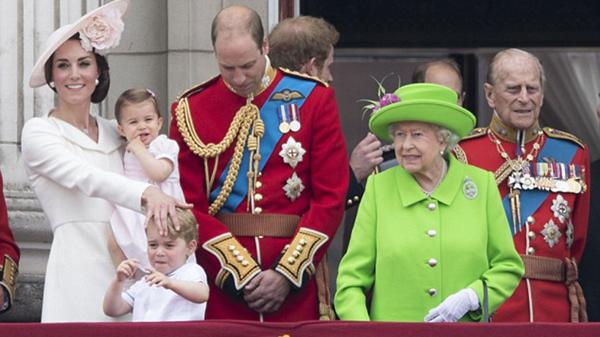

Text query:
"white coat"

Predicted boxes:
[[21, 112, 149, 322]]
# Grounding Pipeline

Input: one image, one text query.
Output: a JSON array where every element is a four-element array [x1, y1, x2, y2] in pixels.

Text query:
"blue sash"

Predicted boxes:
[[210, 76, 317, 212], [502, 137, 578, 235]]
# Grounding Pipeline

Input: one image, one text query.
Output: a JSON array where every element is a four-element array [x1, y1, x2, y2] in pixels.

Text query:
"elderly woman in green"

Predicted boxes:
[[335, 83, 523, 322]]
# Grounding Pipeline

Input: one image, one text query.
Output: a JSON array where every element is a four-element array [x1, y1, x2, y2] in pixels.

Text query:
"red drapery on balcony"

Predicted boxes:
[[2, 320, 600, 337]]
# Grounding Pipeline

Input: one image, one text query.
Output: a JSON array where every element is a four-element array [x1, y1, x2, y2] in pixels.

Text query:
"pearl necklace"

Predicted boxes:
[[421, 159, 447, 197]]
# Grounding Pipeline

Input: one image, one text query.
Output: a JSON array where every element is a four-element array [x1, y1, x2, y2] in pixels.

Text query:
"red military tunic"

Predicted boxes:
[[169, 66, 348, 321], [0, 171, 20, 312], [455, 115, 590, 322]]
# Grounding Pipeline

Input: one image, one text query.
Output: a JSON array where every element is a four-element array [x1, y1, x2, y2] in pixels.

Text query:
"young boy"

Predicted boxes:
[[103, 208, 209, 321]]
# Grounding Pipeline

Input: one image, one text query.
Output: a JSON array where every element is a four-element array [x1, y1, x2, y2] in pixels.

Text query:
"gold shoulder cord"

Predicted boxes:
[[176, 97, 261, 215]]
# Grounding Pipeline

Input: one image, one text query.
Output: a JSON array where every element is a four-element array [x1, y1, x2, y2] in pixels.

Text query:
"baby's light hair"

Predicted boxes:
[[114, 88, 160, 124], [147, 208, 198, 243]]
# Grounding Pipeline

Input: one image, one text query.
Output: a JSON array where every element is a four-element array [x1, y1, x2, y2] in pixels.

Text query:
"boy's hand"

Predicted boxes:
[[126, 136, 146, 154], [144, 268, 171, 289], [116, 259, 139, 282]]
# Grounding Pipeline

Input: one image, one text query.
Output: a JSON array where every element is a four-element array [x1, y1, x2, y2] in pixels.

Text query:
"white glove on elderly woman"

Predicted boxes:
[[424, 288, 480, 322]]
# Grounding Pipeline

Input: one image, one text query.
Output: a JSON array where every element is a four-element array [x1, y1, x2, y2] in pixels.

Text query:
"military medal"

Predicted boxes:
[[550, 194, 571, 223], [283, 172, 305, 201], [541, 219, 561, 248], [566, 221, 574, 248], [289, 103, 301, 132], [278, 105, 290, 134], [279, 136, 306, 168]]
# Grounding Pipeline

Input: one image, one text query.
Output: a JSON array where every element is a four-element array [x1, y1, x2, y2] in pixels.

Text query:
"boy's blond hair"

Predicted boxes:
[[147, 208, 198, 243]]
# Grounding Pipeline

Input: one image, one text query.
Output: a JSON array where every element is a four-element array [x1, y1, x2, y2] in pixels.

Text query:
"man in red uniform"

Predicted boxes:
[[0, 170, 20, 313], [455, 48, 590, 322], [169, 5, 348, 321]]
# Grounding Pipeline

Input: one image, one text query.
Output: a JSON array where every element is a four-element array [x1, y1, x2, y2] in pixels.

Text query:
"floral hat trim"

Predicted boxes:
[[358, 74, 402, 118], [28, 0, 129, 88], [79, 7, 125, 55]]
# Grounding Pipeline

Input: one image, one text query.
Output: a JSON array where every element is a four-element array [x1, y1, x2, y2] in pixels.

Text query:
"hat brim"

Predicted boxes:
[[369, 99, 476, 142], [29, 0, 129, 88]]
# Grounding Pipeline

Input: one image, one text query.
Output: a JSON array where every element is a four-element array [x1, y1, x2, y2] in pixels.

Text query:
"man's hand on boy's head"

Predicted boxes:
[[116, 259, 139, 282], [144, 268, 171, 289]]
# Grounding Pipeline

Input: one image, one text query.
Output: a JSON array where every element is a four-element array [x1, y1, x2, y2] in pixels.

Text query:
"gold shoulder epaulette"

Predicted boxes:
[[452, 145, 469, 164], [543, 127, 585, 149], [462, 127, 488, 141], [175, 74, 220, 101], [279, 67, 329, 87]]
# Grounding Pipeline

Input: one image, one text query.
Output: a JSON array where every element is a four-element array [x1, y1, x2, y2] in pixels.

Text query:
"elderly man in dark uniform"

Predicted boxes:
[[455, 48, 590, 322], [0, 170, 20, 313], [169, 6, 348, 321]]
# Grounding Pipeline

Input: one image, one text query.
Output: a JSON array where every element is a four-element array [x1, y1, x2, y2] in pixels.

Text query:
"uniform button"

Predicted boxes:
[[427, 258, 438, 267], [258, 235, 264, 239], [228, 245, 236, 251], [527, 247, 536, 255], [287, 257, 296, 264], [296, 245, 304, 252], [427, 229, 437, 237], [527, 216, 535, 224], [353, 196, 360, 202], [428, 288, 437, 296], [241, 260, 249, 266], [292, 251, 300, 258], [255, 181, 262, 189], [427, 202, 436, 211], [254, 193, 263, 201], [233, 250, 240, 256], [347, 199, 353, 206], [528, 231, 536, 240], [254, 207, 262, 214], [236, 256, 244, 262], [299, 238, 307, 246]]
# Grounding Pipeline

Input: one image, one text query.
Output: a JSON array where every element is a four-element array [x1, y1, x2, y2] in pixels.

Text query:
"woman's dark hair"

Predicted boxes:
[[43, 33, 110, 103]]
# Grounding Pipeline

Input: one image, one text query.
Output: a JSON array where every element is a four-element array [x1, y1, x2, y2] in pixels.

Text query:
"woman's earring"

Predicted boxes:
[[49, 81, 55, 88], [95, 79, 99, 86], [439, 150, 445, 156]]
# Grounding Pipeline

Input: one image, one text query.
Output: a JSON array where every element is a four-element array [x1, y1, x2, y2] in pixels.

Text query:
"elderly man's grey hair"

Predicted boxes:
[[388, 123, 459, 156]]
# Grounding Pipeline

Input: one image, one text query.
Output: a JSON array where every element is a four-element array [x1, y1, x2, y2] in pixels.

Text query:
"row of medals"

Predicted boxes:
[[278, 103, 301, 134], [506, 158, 585, 194]]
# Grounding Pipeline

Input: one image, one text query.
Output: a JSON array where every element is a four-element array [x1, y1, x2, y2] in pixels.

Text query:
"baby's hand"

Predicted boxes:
[[144, 268, 171, 289], [116, 259, 139, 282], [126, 136, 146, 154]]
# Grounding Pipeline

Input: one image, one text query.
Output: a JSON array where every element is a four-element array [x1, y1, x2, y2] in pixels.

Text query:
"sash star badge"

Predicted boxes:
[[550, 194, 570, 223], [283, 172, 305, 201], [541, 219, 561, 248], [566, 220, 574, 248], [279, 136, 306, 168]]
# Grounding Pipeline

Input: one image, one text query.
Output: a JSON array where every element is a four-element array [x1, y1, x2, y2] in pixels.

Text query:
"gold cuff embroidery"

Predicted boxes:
[[276, 228, 328, 287], [203, 233, 260, 290], [0, 255, 18, 308]]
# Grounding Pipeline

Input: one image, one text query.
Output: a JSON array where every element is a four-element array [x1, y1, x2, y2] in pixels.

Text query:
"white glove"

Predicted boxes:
[[424, 288, 480, 322]]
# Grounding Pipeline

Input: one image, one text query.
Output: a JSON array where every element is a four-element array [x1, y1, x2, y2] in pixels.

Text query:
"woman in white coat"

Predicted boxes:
[[21, 0, 188, 322]]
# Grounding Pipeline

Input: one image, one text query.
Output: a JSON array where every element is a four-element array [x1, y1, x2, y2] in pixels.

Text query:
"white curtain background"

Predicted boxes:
[[539, 52, 600, 161]]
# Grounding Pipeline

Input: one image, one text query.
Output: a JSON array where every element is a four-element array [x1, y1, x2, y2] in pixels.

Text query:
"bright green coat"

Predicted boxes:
[[335, 155, 524, 322]]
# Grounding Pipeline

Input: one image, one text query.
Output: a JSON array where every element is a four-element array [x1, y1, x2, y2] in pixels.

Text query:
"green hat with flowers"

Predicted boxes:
[[368, 83, 476, 142]]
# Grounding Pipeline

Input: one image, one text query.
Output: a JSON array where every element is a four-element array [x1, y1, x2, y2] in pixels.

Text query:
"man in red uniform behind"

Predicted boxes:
[[169, 5, 348, 321], [0, 170, 20, 314], [455, 48, 590, 322]]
